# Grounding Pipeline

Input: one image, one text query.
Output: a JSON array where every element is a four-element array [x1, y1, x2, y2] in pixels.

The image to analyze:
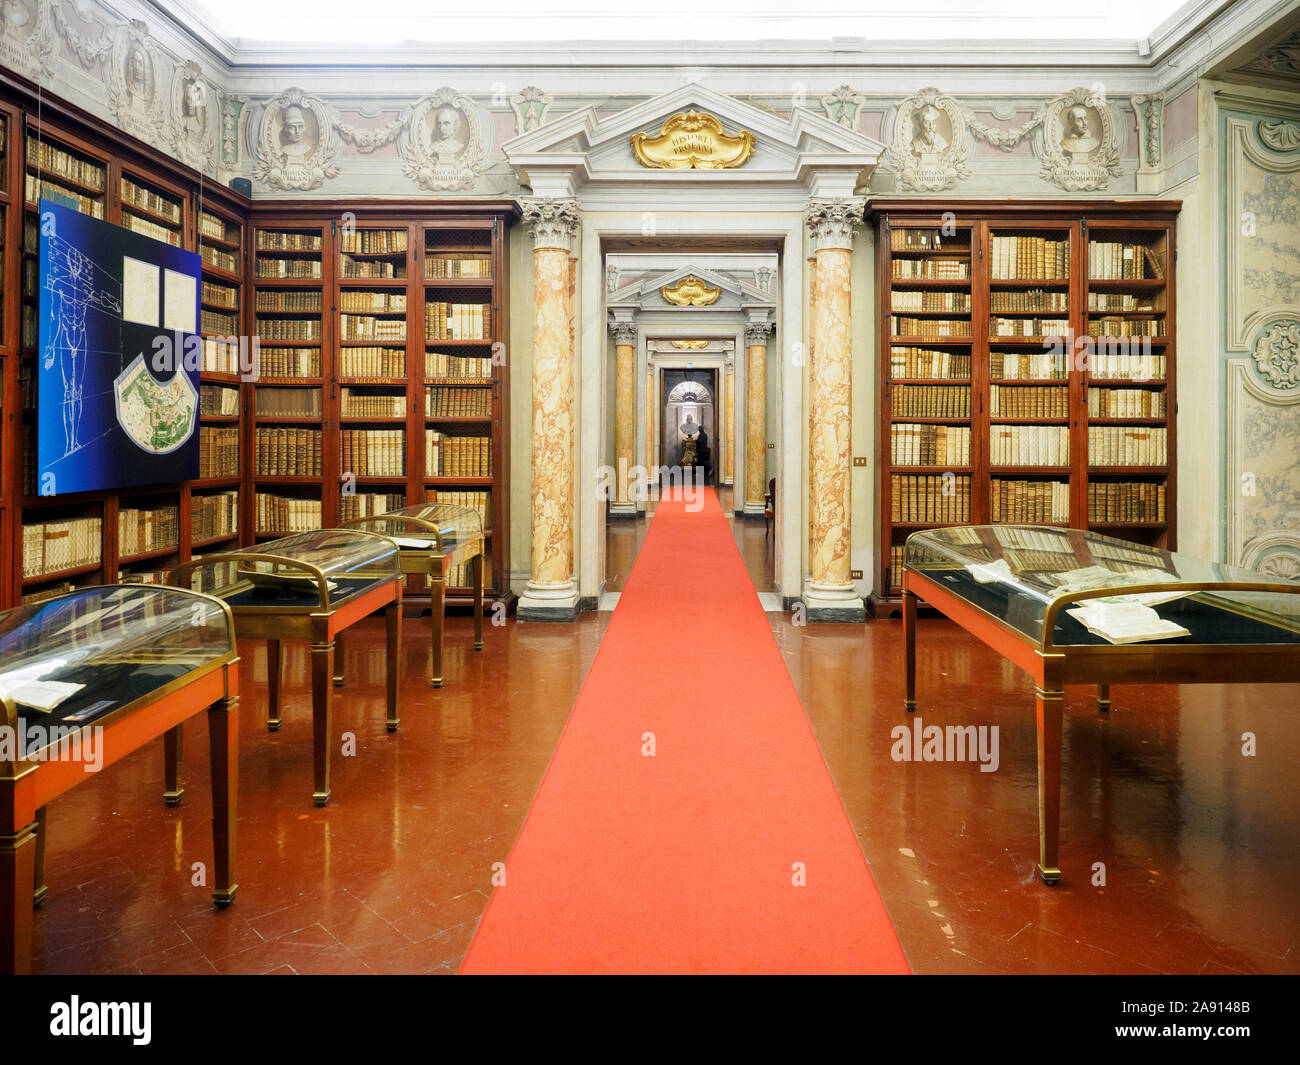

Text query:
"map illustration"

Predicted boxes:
[[113, 354, 198, 454]]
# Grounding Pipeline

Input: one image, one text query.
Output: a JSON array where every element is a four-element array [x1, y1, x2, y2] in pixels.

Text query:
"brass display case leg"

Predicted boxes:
[[333, 632, 345, 688], [430, 575, 445, 688], [1035, 687, 1064, 885], [1097, 683, 1111, 712], [266, 639, 283, 732], [32, 807, 47, 908], [163, 725, 184, 807], [208, 694, 239, 908], [0, 821, 38, 975], [311, 641, 334, 807], [473, 553, 484, 652], [903, 589, 918, 712], [385, 602, 401, 733]]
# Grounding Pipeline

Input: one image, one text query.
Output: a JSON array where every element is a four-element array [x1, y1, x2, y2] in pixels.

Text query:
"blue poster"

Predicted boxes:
[[37, 199, 201, 496]]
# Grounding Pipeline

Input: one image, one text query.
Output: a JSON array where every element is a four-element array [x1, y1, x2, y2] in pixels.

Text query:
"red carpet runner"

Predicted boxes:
[[461, 489, 910, 974]]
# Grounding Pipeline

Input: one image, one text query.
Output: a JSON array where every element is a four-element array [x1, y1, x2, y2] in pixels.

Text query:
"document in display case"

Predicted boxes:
[[0, 585, 239, 975], [341, 503, 485, 688], [900, 525, 1300, 885], [169, 528, 403, 807]]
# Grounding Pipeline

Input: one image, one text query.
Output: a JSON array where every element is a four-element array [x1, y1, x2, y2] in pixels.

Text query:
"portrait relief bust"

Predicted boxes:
[[891, 89, 971, 192], [1060, 104, 1099, 161], [429, 105, 467, 163], [126, 42, 150, 102], [2, 0, 33, 35], [280, 104, 319, 159], [400, 88, 487, 192], [255, 89, 340, 191], [911, 105, 949, 158]]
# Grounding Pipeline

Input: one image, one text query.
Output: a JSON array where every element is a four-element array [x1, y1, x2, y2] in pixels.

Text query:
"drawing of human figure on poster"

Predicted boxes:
[[42, 229, 122, 458]]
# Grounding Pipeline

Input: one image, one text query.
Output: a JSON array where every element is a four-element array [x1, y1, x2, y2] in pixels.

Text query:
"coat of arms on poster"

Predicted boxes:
[[0, 0, 54, 81], [171, 60, 218, 171], [254, 88, 340, 191], [630, 111, 754, 169], [399, 88, 487, 193], [1037, 87, 1122, 191], [889, 88, 971, 192], [106, 20, 167, 145]]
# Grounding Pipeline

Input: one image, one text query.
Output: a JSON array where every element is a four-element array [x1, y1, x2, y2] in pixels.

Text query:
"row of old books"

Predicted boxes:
[[200, 384, 239, 416], [341, 314, 406, 341], [989, 385, 1069, 419], [1088, 427, 1167, 465], [256, 290, 321, 312], [258, 318, 321, 342], [891, 316, 972, 338], [122, 213, 180, 246], [23, 581, 82, 606], [257, 257, 322, 279], [339, 492, 405, 522], [1086, 317, 1163, 338], [24, 175, 103, 216], [424, 488, 491, 528], [891, 228, 965, 251], [342, 389, 404, 418], [1088, 241, 1162, 280], [199, 426, 239, 478], [255, 428, 322, 476], [425, 352, 492, 379], [989, 289, 1069, 313], [890, 347, 971, 379], [257, 231, 321, 251], [426, 302, 489, 341], [202, 310, 238, 334], [202, 338, 242, 374], [891, 257, 969, 280], [22, 517, 102, 578], [425, 432, 491, 477], [340, 230, 406, 254], [202, 244, 240, 273], [890, 423, 971, 466], [341, 429, 405, 477], [340, 290, 407, 313], [990, 479, 1069, 524], [256, 387, 322, 417], [1088, 291, 1157, 312], [27, 137, 104, 191], [426, 255, 491, 278], [191, 490, 239, 542], [118, 506, 179, 558], [890, 474, 972, 524], [203, 280, 239, 309], [892, 384, 971, 419], [991, 425, 1069, 466], [1087, 387, 1166, 418], [341, 347, 405, 378], [890, 291, 972, 312], [256, 492, 322, 534], [1088, 481, 1166, 522], [889, 545, 907, 585], [426, 386, 491, 418], [119, 567, 169, 586], [259, 346, 322, 378], [199, 211, 231, 242], [1086, 352, 1165, 380], [991, 352, 1065, 380], [990, 316, 1070, 337], [121, 179, 180, 222], [990, 235, 1069, 280], [341, 259, 402, 279]]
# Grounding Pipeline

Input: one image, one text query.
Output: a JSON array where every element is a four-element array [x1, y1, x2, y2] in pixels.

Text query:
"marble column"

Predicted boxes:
[[724, 366, 735, 485], [804, 200, 865, 622], [609, 318, 638, 517], [518, 198, 581, 621], [743, 319, 771, 515]]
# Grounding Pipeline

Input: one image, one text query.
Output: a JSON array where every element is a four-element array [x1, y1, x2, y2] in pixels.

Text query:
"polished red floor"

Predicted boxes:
[[28, 508, 1300, 974]]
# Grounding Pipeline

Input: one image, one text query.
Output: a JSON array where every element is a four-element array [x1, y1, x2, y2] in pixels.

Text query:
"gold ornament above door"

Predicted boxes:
[[630, 110, 755, 169], [662, 276, 722, 306], [670, 339, 710, 349]]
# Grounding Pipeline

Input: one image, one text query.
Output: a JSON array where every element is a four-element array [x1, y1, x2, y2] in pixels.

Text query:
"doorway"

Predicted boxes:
[[660, 368, 717, 485]]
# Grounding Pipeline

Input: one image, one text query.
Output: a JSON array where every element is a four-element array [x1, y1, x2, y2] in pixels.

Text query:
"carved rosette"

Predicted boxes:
[[106, 20, 166, 146], [1038, 87, 1122, 192], [805, 199, 863, 252], [1258, 551, 1300, 581], [399, 88, 486, 193], [0, 0, 55, 81], [890, 87, 971, 192], [254, 88, 340, 192], [170, 60, 217, 172], [511, 86, 553, 135], [1259, 119, 1300, 152], [521, 198, 581, 252], [745, 321, 772, 346], [609, 320, 638, 346], [1251, 320, 1300, 391], [821, 85, 866, 130]]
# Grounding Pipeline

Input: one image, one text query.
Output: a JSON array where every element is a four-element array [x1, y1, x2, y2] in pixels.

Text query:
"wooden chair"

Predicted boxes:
[[764, 477, 775, 537]]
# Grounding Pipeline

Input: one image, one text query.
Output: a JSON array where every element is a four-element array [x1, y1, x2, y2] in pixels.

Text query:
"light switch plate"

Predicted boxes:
[[853, 456, 867, 467]]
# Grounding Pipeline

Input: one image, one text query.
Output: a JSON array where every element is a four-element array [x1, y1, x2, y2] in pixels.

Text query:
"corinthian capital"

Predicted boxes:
[[745, 321, 772, 346], [805, 198, 864, 252], [609, 319, 638, 346], [520, 197, 581, 252]]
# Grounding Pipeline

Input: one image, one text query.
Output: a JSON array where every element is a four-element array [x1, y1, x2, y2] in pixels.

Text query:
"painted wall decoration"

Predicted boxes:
[[399, 88, 487, 192], [171, 59, 217, 171], [1037, 87, 1123, 191], [106, 18, 167, 146], [0, 0, 54, 81], [889, 88, 971, 192], [511, 86, 552, 135], [37, 200, 200, 495], [254, 88, 341, 191]]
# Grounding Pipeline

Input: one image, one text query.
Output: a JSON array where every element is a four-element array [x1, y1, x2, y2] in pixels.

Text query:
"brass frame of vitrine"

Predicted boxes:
[[0, 586, 240, 975], [339, 513, 484, 688], [168, 537, 402, 807], [902, 562, 1300, 887]]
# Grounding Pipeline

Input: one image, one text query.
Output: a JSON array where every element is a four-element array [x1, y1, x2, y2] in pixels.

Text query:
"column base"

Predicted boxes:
[[801, 580, 866, 622], [742, 501, 766, 517], [517, 581, 580, 621], [608, 502, 638, 519]]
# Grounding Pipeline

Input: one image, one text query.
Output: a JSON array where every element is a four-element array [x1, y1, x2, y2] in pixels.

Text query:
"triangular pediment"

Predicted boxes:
[[504, 82, 882, 203], [609, 265, 775, 312]]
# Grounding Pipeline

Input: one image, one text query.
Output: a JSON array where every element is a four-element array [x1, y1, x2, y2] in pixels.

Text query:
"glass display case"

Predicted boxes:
[[168, 528, 404, 807], [0, 585, 240, 975], [900, 525, 1300, 886], [340, 504, 486, 688]]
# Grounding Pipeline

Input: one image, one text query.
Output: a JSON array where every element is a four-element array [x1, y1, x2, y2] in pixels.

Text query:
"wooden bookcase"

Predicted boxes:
[[867, 200, 1179, 617]]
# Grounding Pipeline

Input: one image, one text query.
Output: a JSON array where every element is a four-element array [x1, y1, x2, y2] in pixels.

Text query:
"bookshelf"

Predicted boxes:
[[868, 200, 1179, 617]]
